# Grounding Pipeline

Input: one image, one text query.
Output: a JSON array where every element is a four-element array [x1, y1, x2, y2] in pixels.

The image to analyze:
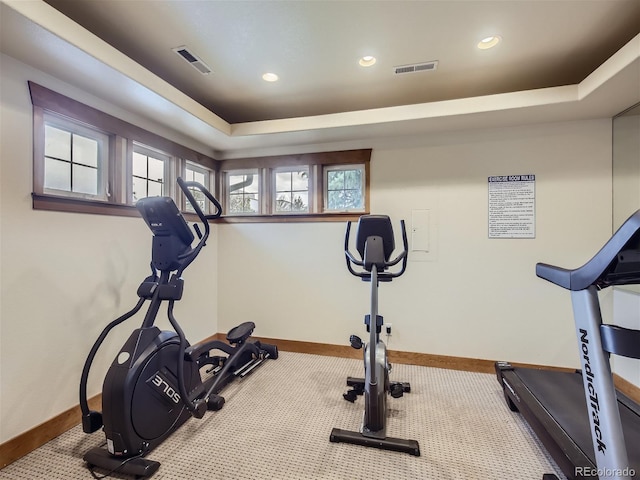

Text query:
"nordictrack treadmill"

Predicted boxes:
[[496, 209, 640, 480]]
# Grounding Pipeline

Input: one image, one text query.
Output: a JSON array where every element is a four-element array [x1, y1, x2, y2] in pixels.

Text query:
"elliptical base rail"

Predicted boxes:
[[84, 448, 160, 478], [330, 428, 420, 456]]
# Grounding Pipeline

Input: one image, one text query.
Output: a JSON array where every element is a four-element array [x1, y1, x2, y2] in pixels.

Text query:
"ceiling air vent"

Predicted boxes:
[[172, 46, 212, 75], [394, 60, 438, 75]]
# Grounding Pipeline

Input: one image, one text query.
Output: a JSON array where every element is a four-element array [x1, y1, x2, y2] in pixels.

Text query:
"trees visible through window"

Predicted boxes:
[[325, 165, 365, 211], [219, 152, 369, 219], [32, 82, 370, 221], [274, 168, 309, 213], [228, 171, 259, 214], [184, 162, 211, 213]]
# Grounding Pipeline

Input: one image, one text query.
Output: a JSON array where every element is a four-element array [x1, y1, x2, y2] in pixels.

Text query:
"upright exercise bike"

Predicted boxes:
[[79, 178, 277, 478], [330, 215, 420, 456]]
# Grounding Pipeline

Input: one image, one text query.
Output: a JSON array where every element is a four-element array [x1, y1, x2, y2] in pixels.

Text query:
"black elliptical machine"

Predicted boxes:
[[79, 178, 278, 478], [330, 215, 420, 456]]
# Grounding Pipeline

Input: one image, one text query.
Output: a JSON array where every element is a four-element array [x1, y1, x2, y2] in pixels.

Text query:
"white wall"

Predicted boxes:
[[0, 54, 219, 443], [218, 120, 614, 369], [611, 109, 640, 389], [3, 51, 638, 446]]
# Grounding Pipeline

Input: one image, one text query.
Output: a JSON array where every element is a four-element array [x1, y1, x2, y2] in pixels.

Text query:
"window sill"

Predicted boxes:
[[215, 212, 368, 223], [32, 194, 367, 223], [32, 193, 140, 217]]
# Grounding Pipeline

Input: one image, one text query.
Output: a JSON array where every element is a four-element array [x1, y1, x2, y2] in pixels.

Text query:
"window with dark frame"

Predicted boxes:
[[184, 162, 213, 214], [43, 114, 109, 201], [131, 144, 168, 203], [30, 81, 216, 218], [274, 168, 310, 213], [29, 82, 371, 222], [324, 164, 365, 212], [227, 171, 260, 214], [218, 150, 371, 221]]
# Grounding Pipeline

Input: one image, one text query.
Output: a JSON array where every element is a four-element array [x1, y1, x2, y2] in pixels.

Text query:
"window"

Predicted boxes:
[[184, 162, 214, 214], [227, 170, 260, 214], [324, 165, 365, 212], [131, 144, 169, 202], [30, 82, 217, 218], [274, 168, 309, 213], [218, 149, 370, 221], [43, 114, 109, 200], [30, 83, 369, 222]]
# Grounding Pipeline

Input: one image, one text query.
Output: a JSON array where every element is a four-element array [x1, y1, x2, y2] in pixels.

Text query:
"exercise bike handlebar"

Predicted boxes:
[[344, 219, 408, 280]]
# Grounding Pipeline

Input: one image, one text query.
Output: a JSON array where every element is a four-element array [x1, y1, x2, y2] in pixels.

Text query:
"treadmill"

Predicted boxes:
[[496, 209, 640, 480]]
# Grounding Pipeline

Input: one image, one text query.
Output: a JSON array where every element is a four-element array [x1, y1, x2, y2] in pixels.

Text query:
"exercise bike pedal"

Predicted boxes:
[[207, 394, 225, 411], [390, 382, 405, 398], [349, 335, 363, 350], [343, 389, 359, 403]]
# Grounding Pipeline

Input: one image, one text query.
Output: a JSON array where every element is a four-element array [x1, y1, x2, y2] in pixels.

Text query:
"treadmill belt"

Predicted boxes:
[[517, 368, 640, 473]]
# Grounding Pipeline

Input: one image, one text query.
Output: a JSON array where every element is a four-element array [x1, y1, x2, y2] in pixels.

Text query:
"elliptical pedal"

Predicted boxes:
[[234, 346, 278, 378]]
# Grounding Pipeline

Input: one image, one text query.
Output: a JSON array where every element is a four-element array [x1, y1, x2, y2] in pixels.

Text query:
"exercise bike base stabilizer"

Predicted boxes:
[[330, 215, 420, 456], [79, 178, 277, 478]]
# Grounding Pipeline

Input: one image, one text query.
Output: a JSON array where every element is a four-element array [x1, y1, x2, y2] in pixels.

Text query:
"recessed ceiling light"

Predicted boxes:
[[359, 56, 377, 67], [262, 72, 279, 82], [477, 35, 502, 49]]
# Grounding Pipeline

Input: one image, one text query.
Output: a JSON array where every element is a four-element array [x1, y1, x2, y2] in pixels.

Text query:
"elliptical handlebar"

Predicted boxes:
[[175, 177, 222, 275], [177, 177, 222, 223], [344, 217, 408, 280]]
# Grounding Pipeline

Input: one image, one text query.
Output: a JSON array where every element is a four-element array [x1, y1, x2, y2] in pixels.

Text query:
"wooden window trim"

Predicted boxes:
[[218, 149, 371, 222], [29, 82, 217, 169], [29, 81, 217, 216], [216, 212, 364, 223], [218, 149, 370, 170], [29, 82, 370, 223]]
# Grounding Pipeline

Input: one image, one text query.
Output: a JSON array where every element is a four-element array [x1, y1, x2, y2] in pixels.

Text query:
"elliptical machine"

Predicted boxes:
[[330, 215, 420, 456], [79, 178, 278, 478]]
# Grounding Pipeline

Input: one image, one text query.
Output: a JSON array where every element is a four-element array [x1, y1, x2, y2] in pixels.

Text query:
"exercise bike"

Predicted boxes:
[[330, 215, 420, 456], [79, 178, 278, 478]]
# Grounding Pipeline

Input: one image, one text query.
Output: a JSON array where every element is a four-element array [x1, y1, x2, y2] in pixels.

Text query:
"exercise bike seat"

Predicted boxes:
[[227, 321, 255, 344]]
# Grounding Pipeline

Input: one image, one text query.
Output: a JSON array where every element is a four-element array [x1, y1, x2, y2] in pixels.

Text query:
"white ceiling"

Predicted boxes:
[[1, 0, 639, 159]]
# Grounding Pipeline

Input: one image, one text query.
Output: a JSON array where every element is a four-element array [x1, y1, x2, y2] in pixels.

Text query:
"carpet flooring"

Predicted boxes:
[[0, 351, 564, 479]]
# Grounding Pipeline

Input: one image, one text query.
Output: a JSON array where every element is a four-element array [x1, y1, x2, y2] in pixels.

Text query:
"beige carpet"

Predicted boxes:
[[0, 351, 564, 479]]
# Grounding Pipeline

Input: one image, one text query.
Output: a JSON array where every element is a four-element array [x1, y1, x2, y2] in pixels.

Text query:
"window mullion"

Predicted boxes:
[[109, 135, 125, 204], [262, 167, 269, 214], [69, 132, 75, 193], [312, 164, 321, 213]]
